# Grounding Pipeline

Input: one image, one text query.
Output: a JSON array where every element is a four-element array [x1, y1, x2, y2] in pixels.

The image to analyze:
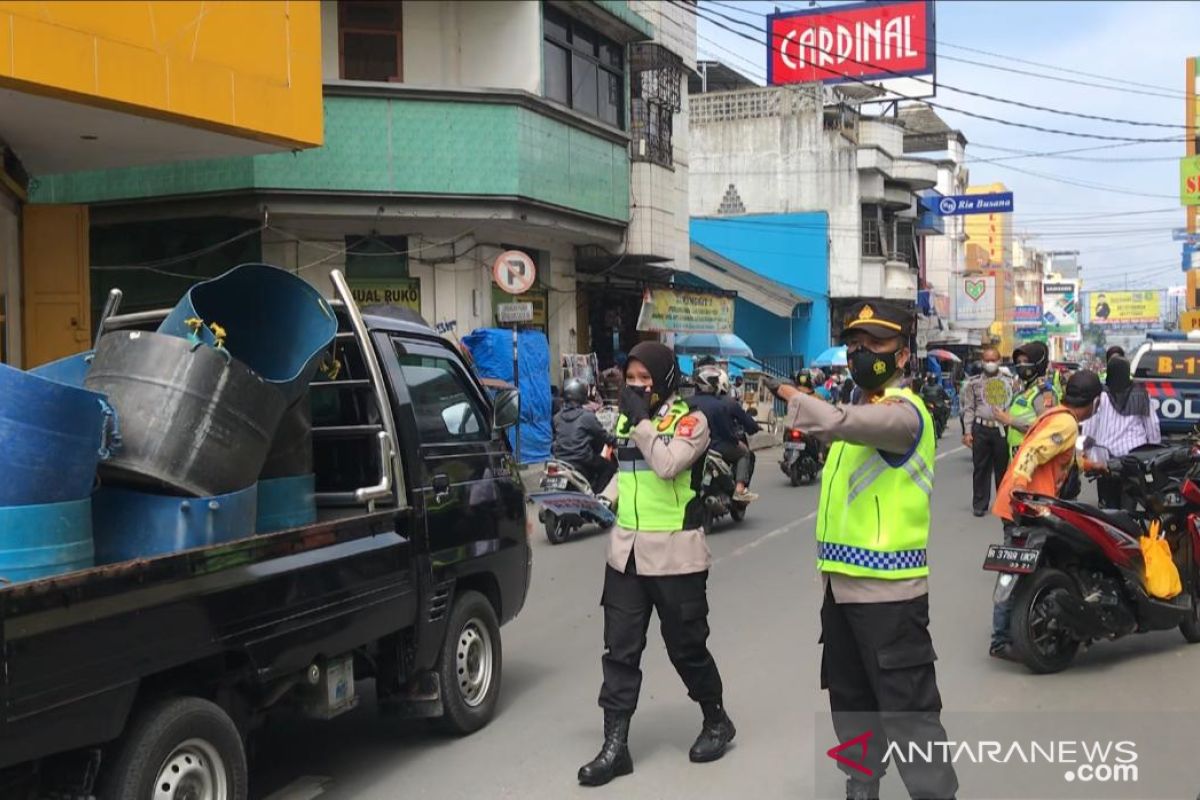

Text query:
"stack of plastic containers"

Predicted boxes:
[[85, 263, 336, 562], [0, 361, 116, 583]]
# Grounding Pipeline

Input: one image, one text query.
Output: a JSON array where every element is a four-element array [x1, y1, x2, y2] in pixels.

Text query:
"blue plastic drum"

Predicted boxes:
[[0, 362, 114, 506], [91, 484, 258, 565], [29, 351, 93, 388], [0, 498, 94, 584], [256, 474, 317, 533], [158, 263, 337, 404]]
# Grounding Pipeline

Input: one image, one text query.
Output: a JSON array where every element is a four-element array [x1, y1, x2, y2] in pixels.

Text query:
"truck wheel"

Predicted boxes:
[[98, 696, 247, 800], [1010, 568, 1081, 674], [433, 590, 502, 735]]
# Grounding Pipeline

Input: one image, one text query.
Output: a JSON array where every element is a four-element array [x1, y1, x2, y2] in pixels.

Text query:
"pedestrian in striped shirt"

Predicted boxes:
[[1081, 356, 1160, 509]]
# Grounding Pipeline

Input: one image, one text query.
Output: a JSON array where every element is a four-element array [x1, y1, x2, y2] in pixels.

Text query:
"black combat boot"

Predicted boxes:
[[688, 701, 736, 763], [845, 778, 881, 800], [577, 710, 633, 786]]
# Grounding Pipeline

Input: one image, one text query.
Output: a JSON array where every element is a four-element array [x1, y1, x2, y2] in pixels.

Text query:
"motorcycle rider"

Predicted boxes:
[[918, 373, 951, 437], [552, 378, 616, 494], [989, 370, 1104, 660], [688, 365, 761, 503], [578, 342, 734, 787]]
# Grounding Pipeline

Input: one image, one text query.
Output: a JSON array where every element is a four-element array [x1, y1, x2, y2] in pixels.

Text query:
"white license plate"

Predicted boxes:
[[785, 441, 806, 452], [543, 476, 568, 490]]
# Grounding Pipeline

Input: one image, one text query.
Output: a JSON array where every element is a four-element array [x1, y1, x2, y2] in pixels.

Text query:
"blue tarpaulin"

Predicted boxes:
[[463, 328, 551, 464]]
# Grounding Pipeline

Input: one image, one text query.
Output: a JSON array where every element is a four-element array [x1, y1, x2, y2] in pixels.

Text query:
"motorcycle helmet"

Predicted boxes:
[[695, 365, 727, 395], [563, 377, 588, 405]]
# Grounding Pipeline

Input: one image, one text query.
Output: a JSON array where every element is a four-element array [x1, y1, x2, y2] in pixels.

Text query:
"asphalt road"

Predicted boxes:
[[253, 442, 1200, 800]]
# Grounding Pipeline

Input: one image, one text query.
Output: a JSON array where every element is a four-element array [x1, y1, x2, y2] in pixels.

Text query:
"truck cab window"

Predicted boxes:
[[395, 349, 488, 444]]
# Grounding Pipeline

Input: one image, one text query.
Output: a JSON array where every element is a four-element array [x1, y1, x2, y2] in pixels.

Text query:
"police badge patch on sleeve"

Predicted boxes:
[[676, 415, 699, 438]]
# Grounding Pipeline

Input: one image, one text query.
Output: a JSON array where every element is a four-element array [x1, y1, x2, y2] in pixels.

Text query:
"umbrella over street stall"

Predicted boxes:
[[674, 333, 754, 358], [812, 345, 847, 368]]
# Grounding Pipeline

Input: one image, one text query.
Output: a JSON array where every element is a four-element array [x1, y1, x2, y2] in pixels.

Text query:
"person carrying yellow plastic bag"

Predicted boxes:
[[1141, 519, 1182, 600]]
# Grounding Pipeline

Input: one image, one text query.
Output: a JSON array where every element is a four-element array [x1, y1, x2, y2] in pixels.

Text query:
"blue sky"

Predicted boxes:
[[695, 0, 1196, 292]]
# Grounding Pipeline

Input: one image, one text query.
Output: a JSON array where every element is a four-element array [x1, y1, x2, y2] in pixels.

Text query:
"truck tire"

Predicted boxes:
[[433, 590, 502, 735], [97, 696, 248, 800]]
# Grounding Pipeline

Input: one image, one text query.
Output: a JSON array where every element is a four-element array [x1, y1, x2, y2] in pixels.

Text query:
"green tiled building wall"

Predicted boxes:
[[31, 96, 631, 223]]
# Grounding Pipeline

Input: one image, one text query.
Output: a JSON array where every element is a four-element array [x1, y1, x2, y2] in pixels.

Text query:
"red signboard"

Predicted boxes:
[[767, 0, 935, 87]]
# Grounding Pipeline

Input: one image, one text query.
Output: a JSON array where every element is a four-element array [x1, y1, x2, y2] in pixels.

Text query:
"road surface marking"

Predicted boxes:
[[263, 776, 331, 800], [936, 444, 966, 461]]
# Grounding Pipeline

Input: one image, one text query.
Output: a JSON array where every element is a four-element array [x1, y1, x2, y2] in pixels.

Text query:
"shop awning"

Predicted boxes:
[[689, 243, 812, 318]]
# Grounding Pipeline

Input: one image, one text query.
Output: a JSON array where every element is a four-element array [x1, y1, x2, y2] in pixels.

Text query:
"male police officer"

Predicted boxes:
[[769, 301, 957, 800], [961, 347, 1011, 516]]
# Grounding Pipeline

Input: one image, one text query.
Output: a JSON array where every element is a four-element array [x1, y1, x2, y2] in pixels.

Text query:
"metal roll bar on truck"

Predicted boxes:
[[0, 270, 532, 800]]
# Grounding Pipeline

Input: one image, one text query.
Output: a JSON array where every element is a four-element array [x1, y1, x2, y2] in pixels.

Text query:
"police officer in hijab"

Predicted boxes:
[[578, 341, 735, 787]]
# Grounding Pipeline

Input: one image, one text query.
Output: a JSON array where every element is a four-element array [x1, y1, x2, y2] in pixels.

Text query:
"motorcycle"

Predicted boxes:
[[983, 444, 1200, 673], [780, 426, 823, 486], [922, 395, 950, 439], [536, 455, 614, 545], [700, 451, 748, 532]]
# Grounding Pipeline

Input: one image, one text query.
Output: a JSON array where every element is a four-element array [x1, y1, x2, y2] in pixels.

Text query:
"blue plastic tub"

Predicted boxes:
[[91, 484, 258, 565], [256, 473, 317, 533], [0, 498, 94, 584], [158, 263, 337, 404], [29, 351, 93, 388], [0, 362, 114, 506]]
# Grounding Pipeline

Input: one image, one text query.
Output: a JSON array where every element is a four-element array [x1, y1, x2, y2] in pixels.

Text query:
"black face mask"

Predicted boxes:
[[1015, 363, 1038, 382], [849, 347, 899, 391]]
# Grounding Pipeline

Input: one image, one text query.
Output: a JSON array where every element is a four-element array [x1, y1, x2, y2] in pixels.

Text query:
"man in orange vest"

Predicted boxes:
[[989, 370, 1104, 659]]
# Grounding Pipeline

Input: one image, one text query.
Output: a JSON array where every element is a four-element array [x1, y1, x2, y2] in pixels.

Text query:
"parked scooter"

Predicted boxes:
[[700, 451, 748, 532], [537, 454, 614, 545], [983, 444, 1200, 673], [780, 426, 823, 486]]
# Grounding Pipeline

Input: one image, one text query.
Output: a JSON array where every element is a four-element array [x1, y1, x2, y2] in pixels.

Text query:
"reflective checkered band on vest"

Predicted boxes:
[[818, 542, 928, 571]]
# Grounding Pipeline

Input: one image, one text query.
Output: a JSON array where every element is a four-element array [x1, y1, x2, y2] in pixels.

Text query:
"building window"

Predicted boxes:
[[861, 205, 883, 258], [339, 1, 403, 82], [543, 6, 625, 128], [630, 43, 683, 168], [895, 219, 916, 268]]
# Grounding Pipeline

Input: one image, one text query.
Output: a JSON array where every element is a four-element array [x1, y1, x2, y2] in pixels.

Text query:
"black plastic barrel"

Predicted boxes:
[[85, 331, 288, 496], [260, 398, 313, 479]]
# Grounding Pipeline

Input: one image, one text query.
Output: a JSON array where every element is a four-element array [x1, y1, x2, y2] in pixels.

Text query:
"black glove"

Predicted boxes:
[[619, 385, 651, 426], [764, 375, 794, 397]]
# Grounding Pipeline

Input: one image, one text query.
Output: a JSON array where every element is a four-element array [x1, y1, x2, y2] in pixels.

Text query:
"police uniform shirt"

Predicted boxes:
[[785, 381, 929, 604], [601, 398, 712, 576]]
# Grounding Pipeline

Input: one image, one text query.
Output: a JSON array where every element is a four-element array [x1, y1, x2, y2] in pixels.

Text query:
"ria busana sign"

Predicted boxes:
[[767, 0, 935, 97]]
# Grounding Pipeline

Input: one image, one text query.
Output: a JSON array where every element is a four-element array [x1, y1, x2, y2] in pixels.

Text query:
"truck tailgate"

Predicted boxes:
[[0, 510, 417, 769]]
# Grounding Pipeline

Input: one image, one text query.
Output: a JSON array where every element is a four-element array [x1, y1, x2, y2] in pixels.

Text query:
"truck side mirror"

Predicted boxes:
[[493, 388, 520, 430]]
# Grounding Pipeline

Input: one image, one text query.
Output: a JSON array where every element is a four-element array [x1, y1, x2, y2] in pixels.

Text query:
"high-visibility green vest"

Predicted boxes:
[[1006, 376, 1061, 450], [614, 399, 704, 532], [815, 387, 935, 580]]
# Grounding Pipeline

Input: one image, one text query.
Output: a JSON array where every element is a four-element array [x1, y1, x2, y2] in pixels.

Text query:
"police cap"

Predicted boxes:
[[840, 300, 913, 342]]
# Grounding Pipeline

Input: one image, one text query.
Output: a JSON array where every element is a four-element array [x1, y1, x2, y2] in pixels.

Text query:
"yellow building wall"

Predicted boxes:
[[0, 1, 322, 148], [964, 182, 1012, 268]]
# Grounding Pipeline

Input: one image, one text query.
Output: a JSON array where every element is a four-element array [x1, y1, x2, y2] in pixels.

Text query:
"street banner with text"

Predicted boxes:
[[636, 288, 734, 334], [1087, 291, 1162, 326]]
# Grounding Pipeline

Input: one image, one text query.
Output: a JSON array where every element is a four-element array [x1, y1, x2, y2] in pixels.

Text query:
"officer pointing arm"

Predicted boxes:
[[767, 301, 958, 800]]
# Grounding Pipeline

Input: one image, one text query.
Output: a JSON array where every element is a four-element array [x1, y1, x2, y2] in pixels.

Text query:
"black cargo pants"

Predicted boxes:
[[820, 582, 958, 799], [599, 555, 723, 712]]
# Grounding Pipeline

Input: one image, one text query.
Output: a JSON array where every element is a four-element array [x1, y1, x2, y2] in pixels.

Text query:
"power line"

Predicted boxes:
[[696, 2, 1188, 131], [766, 0, 1187, 98]]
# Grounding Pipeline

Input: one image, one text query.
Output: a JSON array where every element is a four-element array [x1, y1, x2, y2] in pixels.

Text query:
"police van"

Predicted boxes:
[[1131, 331, 1200, 436]]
